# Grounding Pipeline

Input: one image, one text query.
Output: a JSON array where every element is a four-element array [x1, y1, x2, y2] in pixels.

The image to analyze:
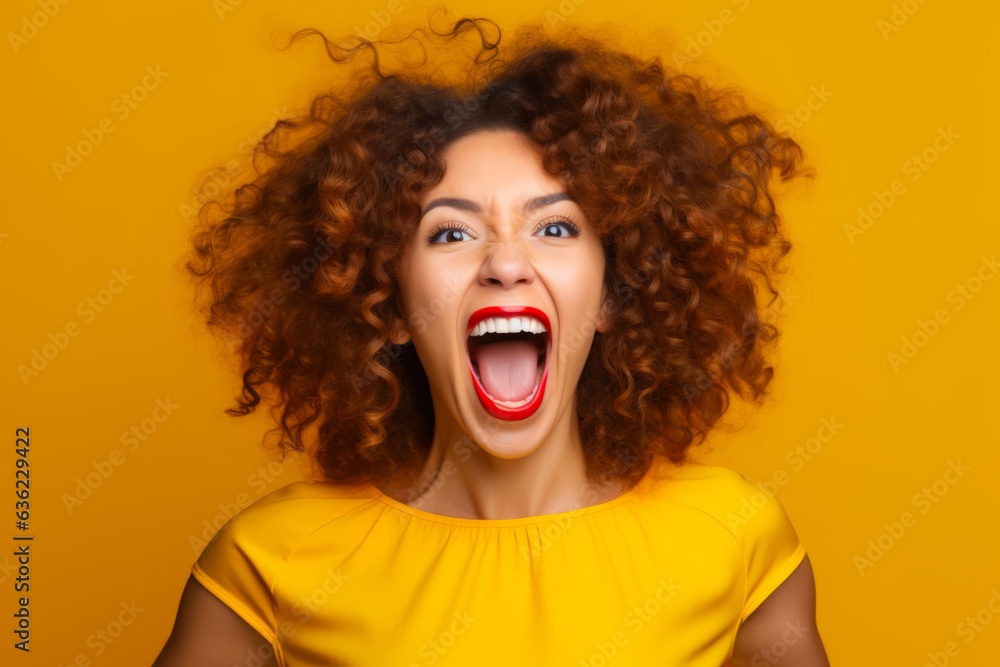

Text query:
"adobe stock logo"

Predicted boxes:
[[877, 0, 931, 41], [51, 66, 170, 182], [774, 85, 834, 136], [670, 0, 752, 73], [853, 459, 970, 576], [18, 268, 135, 385], [843, 126, 959, 244], [887, 255, 997, 372], [7, 0, 71, 54]]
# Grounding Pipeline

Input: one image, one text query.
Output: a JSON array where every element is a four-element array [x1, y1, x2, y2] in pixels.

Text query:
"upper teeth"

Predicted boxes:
[[469, 316, 548, 337]]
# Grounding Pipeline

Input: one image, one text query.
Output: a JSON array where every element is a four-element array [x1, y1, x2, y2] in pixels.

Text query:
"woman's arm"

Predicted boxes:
[[151, 575, 279, 667], [728, 554, 831, 666]]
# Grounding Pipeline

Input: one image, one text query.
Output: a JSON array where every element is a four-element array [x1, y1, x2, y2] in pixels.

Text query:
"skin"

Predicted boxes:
[[383, 127, 832, 664], [727, 554, 832, 666], [152, 128, 830, 666], [384, 127, 627, 519], [152, 576, 279, 667]]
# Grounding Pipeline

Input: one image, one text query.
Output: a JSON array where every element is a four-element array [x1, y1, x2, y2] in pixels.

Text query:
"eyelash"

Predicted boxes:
[[425, 215, 582, 244]]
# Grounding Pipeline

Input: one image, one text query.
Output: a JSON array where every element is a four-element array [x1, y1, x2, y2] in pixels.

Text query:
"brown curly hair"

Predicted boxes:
[[183, 12, 811, 492]]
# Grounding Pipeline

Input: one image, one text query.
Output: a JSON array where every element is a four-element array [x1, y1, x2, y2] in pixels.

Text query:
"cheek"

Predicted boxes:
[[399, 257, 461, 338], [399, 253, 435, 306], [556, 244, 606, 305]]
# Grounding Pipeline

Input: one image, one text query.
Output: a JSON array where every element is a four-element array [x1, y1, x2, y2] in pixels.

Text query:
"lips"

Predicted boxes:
[[465, 306, 551, 420]]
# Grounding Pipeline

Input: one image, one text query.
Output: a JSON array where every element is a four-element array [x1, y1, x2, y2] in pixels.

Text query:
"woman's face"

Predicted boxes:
[[392, 128, 609, 458]]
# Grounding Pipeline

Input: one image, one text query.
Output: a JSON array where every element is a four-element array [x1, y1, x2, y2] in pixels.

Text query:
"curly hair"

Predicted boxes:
[[183, 12, 811, 492]]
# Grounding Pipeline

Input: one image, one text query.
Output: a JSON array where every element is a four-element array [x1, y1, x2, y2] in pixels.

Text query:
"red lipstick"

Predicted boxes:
[[466, 306, 550, 420]]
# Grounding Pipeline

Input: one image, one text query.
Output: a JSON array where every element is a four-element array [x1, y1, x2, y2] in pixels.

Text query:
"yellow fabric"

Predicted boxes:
[[191, 456, 806, 666]]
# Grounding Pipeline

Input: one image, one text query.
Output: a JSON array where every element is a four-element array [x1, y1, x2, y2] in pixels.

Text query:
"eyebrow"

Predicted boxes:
[[420, 191, 576, 219]]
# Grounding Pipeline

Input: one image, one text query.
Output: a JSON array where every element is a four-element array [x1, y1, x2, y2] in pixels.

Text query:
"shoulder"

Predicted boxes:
[[649, 461, 808, 622], [650, 461, 775, 523], [212, 478, 376, 537], [189, 480, 380, 645], [195, 479, 380, 574], [648, 460, 804, 561], [222, 479, 376, 524]]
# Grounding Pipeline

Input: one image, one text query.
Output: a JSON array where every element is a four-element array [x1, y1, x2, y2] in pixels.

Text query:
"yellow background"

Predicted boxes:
[[3, 0, 998, 664]]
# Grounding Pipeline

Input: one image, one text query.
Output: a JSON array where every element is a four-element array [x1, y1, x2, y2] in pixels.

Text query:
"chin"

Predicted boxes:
[[463, 417, 549, 460], [476, 442, 543, 462]]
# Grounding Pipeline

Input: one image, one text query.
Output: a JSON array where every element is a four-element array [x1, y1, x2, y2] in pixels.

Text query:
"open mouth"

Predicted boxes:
[[465, 306, 551, 420]]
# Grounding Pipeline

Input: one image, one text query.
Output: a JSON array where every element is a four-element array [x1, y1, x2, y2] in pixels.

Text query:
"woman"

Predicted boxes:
[[153, 14, 830, 667]]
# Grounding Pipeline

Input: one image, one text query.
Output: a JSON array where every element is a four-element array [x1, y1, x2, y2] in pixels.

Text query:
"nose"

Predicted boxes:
[[477, 241, 535, 289]]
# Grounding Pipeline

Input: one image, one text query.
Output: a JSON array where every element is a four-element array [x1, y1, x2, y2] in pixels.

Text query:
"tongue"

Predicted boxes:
[[470, 340, 539, 402]]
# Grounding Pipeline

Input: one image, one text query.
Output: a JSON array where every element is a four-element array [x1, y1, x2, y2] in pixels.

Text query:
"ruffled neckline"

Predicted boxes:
[[364, 456, 666, 528]]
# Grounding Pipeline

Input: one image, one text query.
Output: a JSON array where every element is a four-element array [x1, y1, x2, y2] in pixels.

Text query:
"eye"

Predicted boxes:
[[426, 222, 474, 244], [533, 215, 581, 238], [425, 216, 582, 244]]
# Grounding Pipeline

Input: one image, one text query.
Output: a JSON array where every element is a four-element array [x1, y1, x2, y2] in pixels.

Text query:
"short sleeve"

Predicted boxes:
[[191, 505, 284, 649], [729, 473, 807, 623]]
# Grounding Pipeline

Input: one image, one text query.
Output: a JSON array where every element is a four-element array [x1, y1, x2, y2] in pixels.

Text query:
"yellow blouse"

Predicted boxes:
[[191, 456, 806, 666]]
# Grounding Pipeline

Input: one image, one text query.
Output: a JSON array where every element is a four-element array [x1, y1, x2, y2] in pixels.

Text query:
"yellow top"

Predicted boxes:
[[191, 456, 806, 666]]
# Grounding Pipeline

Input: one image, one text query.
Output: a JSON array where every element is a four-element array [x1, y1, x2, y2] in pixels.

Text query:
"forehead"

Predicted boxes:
[[422, 130, 564, 202]]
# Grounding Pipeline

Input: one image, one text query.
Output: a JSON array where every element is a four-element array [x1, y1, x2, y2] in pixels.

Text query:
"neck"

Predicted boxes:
[[383, 406, 627, 520]]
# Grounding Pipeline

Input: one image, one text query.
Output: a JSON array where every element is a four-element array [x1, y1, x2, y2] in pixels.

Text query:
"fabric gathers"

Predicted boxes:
[[191, 456, 806, 666]]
